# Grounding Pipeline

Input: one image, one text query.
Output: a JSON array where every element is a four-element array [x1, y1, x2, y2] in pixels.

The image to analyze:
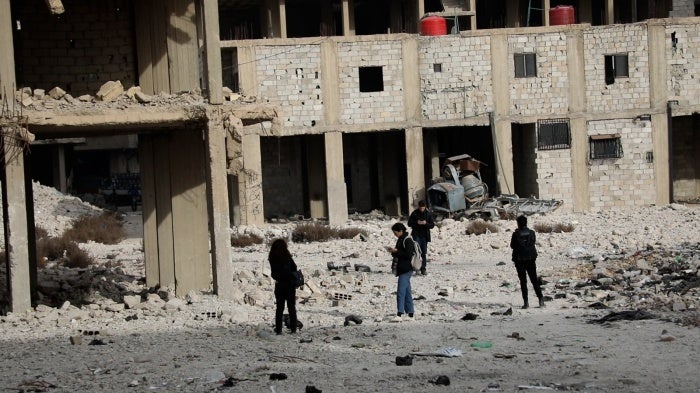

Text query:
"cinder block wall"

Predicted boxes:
[[584, 25, 651, 113], [419, 35, 493, 121], [587, 119, 656, 209], [261, 136, 305, 218], [537, 148, 574, 208], [508, 32, 570, 116], [669, 0, 696, 17], [13, 0, 137, 96]]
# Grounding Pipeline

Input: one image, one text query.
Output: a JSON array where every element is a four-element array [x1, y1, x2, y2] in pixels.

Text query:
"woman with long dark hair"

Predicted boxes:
[[268, 238, 298, 334]]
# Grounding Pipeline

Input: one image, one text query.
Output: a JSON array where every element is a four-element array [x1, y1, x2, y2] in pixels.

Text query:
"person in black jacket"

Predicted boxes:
[[408, 200, 435, 275], [388, 223, 415, 322], [268, 238, 298, 334], [510, 215, 544, 309]]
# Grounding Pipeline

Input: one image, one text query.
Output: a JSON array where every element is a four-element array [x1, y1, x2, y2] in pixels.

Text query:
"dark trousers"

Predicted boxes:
[[274, 285, 297, 333], [414, 236, 428, 270], [515, 260, 543, 301]]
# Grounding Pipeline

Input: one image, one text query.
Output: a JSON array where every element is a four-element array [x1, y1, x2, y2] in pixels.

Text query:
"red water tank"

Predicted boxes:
[[549, 5, 576, 26], [420, 16, 447, 36]]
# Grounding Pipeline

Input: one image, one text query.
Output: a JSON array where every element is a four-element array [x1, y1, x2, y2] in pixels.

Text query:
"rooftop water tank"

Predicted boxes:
[[420, 16, 447, 36], [549, 6, 575, 26]]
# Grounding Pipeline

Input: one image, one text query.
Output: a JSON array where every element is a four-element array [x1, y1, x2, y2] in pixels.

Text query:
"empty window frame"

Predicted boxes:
[[604, 54, 629, 85], [589, 134, 623, 159], [359, 66, 384, 92], [537, 119, 571, 150], [514, 53, 537, 78]]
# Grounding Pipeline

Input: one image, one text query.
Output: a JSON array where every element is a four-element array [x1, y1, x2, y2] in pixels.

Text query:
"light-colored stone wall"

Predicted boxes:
[[584, 24, 651, 113], [536, 148, 574, 211], [255, 45, 324, 129], [418, 35, 493, 120], [337, 40, 405, 125], [667, 23, 700, 103], [587, 119, 656, 210], [508, 32, 570, 116], [669, 0, 696, 17]]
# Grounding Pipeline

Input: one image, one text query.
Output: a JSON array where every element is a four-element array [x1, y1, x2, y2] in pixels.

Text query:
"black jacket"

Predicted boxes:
[[270, 255, 298, 290], [392, 233, 415, 276], [510, 227, 538, 262], [408, 208, 435, 242]]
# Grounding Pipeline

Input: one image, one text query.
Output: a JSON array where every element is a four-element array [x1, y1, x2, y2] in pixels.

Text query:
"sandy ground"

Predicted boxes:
[[1, 189, 699, 393]]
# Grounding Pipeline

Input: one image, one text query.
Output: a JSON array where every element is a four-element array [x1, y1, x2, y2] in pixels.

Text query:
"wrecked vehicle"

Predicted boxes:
[[427, 154, 561, 220]]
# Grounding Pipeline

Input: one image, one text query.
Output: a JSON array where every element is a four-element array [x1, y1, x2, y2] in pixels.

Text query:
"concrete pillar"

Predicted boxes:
[[53, 145, 67, 193], [405, 127, 425, 209], [390, 0, 402, 33], [0, 0, 15, 95], [201, 0, 223, 104], [264, 0, 282, 38], [324, 132, 348, 225], [402, 37, 421, 122], [240, 133, 265, 226], [321, 40, 339, 126], [279, 0, 287, 38], [1, 130, 32, 313], [306, 137, 327, 219], [543, 0, 550, 26], [204, 110, 234, 299], [648, 23, 670, 205], [228, 173, 240, 225], [138, 135, 161, 288], [237, 46, 258, 98], [417, 0, 424, 20], [567, 28, 590, 212], [321, 0, 333, 35], [342, 0, 355, 36], [490, 33, 514, 195], [427, 132, 440, 180], [604, 0, 614, 24], [578, 3, 592, 24]]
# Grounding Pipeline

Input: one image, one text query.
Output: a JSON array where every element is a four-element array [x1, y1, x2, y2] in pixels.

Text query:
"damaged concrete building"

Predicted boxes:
[[1, 0, 699, 311]]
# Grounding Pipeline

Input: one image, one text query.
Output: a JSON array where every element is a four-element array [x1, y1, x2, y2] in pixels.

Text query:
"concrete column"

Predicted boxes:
[[138, 135, 160, 288], [390, 0, 402, 33], [604, 0, 614, 24], [1, 130, 32, 313], [342, 0, 355, 36], [201, 0, 223, 104], [240, 133, 265, 226], [417, 0, 424, 20], [427, 132, 440, 180], [53, 145, 67, 193], [324, 132, 348, 225], [264, 0, 282, 38], [321, 0, 333, 35], [578, 3, 592, 24], [402, 37, 421, 122], [381, 134, 402, 216], [279, 0, 287, 39], [490, 34, 514, 195], [237, 46, 258, 98], [648, 23, 670, 205], [543, 0, 550, 26], [204, 110, 234, 299], [405, 127, 425, 209], [321, 40, 339, 126], [567, 28, 590, 212], [0, 0, 15, 94]]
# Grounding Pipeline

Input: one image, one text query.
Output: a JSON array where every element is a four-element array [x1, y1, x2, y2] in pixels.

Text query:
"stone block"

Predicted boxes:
[[96, 80, 124, 102], [48, 86, 66, 100]]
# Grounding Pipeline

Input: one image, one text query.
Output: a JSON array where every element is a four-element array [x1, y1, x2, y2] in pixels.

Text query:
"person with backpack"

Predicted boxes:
[[269, 238, 299, 334], [408, 200, 435, 275], [510, 215, 545, 309], [388, 222, 415, 322]]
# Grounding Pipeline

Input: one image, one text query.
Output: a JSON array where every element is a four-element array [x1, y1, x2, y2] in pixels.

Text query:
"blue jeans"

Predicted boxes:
[[413, 236, 428, 270], [396, 271, 414, 314]]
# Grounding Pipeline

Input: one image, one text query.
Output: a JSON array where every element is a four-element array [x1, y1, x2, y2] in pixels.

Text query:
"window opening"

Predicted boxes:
[[514, 53, 537, 78], [433, 63, 442, 72], [537, 119, 571, 150], [604, 54, 629, 85], [359, 66, 384, 92], [589, 134, 623, 159]]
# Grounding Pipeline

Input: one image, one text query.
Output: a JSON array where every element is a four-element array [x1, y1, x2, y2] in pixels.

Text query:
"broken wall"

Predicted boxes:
[[13, 0, 137, 96], [536, 147, 574, 209], [583, 24, 651, 113], [261, 136, 305, 218], [667, 22, 700, 104], [418, 35, 493, 122], [587, 118, 656, 210], [668, 0, 696, 17], [671, 115, 700, 201]]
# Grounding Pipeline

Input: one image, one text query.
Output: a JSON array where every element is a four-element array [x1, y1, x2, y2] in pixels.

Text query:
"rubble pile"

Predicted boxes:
[[13, 81, 257, 114], [549, 242, 700, 325]]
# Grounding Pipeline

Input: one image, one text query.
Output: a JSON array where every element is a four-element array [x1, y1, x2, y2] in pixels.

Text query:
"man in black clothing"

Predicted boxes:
[[510, 215, 544, 309], [408, 200, 435, 275]]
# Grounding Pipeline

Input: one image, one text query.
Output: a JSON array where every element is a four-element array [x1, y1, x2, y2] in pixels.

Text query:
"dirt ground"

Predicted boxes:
[[0, 198, 699, 393]]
